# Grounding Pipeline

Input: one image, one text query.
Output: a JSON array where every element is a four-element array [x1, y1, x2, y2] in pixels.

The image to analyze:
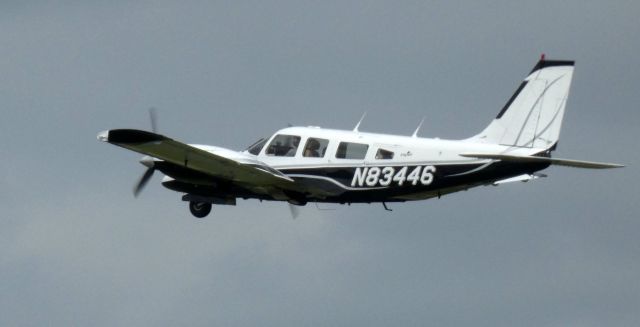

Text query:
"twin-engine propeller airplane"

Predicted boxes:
[[98, 56, 623, 218]]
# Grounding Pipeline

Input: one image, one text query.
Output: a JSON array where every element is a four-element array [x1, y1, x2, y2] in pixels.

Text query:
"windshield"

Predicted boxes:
[[246, 138, 267, 155]]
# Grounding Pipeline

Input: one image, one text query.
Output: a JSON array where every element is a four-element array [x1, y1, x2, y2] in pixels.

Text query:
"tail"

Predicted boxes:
[[471, 57, 575, 150]]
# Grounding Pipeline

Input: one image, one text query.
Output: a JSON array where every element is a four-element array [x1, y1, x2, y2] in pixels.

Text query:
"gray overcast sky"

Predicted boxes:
[[1, 1, 638, 326]]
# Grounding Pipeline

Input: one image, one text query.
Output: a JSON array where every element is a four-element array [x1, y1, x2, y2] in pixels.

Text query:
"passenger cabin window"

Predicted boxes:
[[266, 134, 301, 157], [246, 138, 267, 155], [303, 138, 329, 158], [375, 148, 394, 159], [336, 142, 369, 159]]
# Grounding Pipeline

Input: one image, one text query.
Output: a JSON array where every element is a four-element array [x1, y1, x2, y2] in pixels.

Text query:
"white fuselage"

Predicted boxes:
[[249, 126, 542, 169]]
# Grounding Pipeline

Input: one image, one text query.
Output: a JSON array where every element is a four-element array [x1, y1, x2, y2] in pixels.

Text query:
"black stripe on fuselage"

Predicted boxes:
[[279, 161, 550, 203], [157, 160, 550, 203]]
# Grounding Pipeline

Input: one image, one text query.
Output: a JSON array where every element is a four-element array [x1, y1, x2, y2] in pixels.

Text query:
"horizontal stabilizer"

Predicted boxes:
[[460, 153, 624, 169]]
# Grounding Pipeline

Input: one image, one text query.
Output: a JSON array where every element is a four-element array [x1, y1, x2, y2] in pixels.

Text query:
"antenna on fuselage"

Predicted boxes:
[[353, 112, 367, 132], [411, 116, 425, 138]]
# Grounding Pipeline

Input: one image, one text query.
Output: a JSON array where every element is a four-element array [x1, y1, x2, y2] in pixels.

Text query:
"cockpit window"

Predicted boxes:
[[246, 138, 267, 155], [303, 138, 329, 158], [266, 134, 301, 157], [335, 142, 369, 159], [375, 148, 394, 159]]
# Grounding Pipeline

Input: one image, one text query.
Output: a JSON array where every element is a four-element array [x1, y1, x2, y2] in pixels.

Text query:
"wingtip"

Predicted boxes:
[[97, 130, 109, 142], [99, 129, 165, 144]]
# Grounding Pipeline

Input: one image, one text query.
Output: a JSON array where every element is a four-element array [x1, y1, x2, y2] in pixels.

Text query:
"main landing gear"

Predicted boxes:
[[183, 194, 236, 218], [189, 201, 212, 218]]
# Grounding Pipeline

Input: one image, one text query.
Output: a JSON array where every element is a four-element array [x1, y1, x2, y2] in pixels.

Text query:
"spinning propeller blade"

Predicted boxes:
[[132, 108, 159, 197], [133, 166, 155, 197]]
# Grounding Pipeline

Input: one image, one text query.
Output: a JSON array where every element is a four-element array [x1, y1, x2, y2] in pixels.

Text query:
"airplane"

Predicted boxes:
[[98, 56, 623, 218]]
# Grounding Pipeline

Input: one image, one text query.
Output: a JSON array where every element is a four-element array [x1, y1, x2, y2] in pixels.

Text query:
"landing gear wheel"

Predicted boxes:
[[189, 201, 212, 218]]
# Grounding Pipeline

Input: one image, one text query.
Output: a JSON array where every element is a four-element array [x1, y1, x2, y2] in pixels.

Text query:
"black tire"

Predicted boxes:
[[189, 201, 212, 218]]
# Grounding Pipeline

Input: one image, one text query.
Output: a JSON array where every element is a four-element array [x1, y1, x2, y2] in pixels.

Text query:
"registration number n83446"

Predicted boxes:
[[351, 166, 436, 187]]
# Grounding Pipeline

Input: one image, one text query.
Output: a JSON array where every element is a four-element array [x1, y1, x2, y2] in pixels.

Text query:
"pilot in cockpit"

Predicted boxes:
[[303, 138, 321, 157], [285, 137, 300, 156]]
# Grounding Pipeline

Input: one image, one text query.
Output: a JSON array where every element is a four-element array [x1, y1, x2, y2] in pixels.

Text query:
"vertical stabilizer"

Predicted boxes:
[[472, 58, 575, 150]]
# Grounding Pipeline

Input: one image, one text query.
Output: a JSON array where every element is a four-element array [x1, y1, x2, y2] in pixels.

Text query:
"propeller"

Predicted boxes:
[[133, 157, 155, 197], [133, 108, 159, 197]]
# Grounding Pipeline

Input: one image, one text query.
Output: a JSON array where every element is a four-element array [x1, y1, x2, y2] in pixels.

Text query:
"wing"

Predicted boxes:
[[460, 153, 624, 169], [98, 129, 298, 198]]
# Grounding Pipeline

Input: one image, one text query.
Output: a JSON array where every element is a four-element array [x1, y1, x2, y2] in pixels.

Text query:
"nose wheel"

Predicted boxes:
[[189, 201, 212, 218]]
